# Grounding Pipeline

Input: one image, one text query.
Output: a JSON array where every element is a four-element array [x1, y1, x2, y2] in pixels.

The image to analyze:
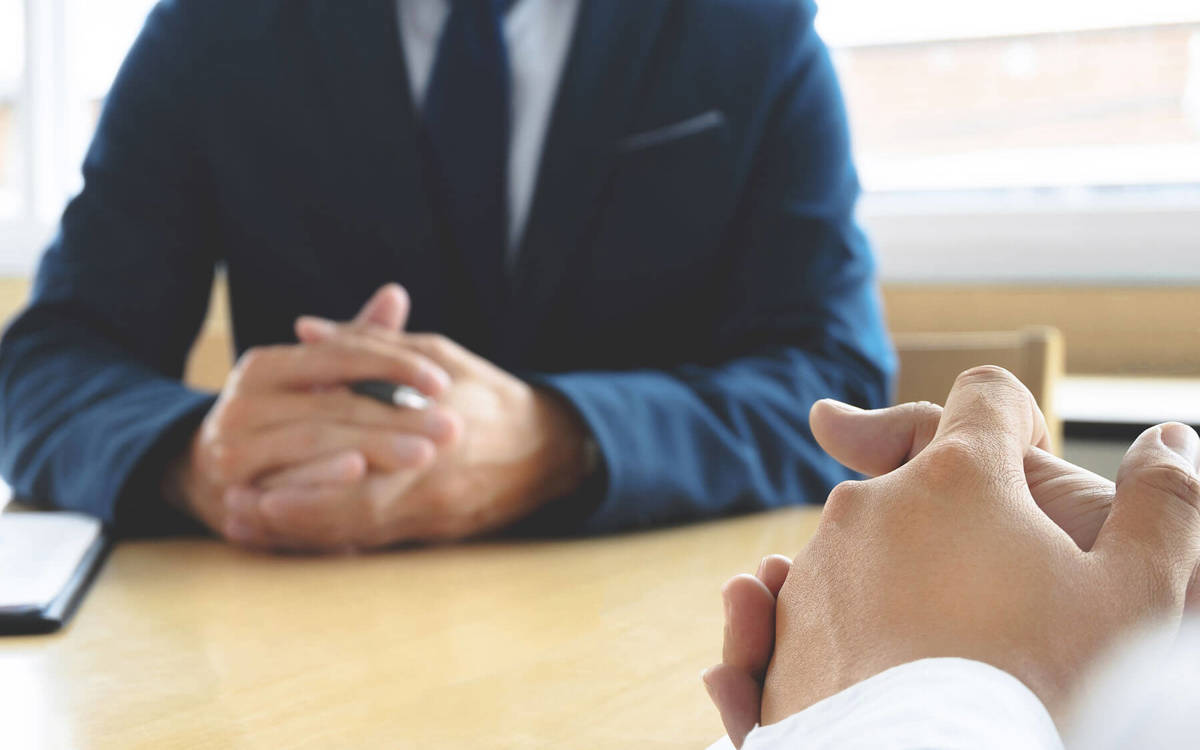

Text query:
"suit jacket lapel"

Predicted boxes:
[[502, 0, 674, 363]]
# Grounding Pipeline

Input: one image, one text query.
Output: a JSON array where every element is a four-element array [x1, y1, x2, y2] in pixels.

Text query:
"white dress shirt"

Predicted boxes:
[[396, 0, 582, 258], [708, 618, 1200, 749], [706, 658, 1062, 750]]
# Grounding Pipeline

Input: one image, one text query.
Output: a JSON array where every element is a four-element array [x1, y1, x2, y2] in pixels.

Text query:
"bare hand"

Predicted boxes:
[[243, 322, 590, 545], [164, 285, 460, 548], [216, 285, 591, 551], [757, 366, 1200, 727], [706, 370, 1195, 744]]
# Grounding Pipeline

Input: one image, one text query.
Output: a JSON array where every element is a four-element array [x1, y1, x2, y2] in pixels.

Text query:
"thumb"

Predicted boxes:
[[353, 284, 410, 331], [1095, 422, 1200, 612], [809, 399, 943, 478]]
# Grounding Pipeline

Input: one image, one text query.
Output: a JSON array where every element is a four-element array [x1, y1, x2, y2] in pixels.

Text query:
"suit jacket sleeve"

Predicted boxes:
[[0, 2, 217, 535], [531, 4, 895, 534]]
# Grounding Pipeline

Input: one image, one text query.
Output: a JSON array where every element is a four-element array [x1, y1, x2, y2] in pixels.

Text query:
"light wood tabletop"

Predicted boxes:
[[0, 506, 822, 750]]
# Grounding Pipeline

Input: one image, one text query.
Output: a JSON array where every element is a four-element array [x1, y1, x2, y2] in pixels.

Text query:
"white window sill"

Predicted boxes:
[[862, 188, 1200, 284], [1058, 375, 1200, 426]]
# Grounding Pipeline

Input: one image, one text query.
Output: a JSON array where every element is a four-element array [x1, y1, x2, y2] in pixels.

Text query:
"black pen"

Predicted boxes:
[[349, 380, 431, 410]]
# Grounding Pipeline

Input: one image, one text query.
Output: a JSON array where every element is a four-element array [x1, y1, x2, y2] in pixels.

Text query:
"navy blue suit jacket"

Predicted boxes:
[[0, 0, 894, 536]]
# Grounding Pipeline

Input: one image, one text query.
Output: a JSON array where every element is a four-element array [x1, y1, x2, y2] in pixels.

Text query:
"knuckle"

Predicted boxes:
[[203, 440, 241, 485], [365, 435, 402, 471], [234, 346, 287, 383], [223, 366, 247, 392], [917, 437, 989, 488], [235, 347, 268, 375], [416, 333, 454, 361], [906, 400, 944, 451], [952, 366, 1036, 415], [822, 480, 866, 524], [214, 396, 251, 429], [909, 400, 944, 422], [922, 436, 979, 470]]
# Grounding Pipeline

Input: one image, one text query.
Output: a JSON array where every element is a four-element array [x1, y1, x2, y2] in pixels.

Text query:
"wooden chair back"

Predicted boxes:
[[892, 326, 1065, 453]]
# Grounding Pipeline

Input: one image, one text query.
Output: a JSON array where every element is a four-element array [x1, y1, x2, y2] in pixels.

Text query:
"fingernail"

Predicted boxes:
[[393, 435, 434, 465], [1160, 423, 1200, 467], [423, 367, 452, 395], [338, 452, 368, 480], [298, 316, 337, 339], [756, 556, 770, 578], [821, 398, 861, 412], [700, 666, 715, 686]]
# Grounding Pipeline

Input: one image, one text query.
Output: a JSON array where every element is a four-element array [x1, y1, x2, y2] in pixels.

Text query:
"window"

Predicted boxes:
[[1, 0, 1198, 281], [817, 0, 1200, 282], [0, 0, 23, 222], [63, 0, 162, 195], [0, 0, 156, 275]]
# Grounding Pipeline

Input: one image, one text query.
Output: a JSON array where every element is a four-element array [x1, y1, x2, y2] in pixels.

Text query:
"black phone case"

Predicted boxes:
[[0, 531, 111, 635]]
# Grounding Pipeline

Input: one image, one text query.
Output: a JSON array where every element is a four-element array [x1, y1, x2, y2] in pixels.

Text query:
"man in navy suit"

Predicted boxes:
[[0, 0, 893, 551]]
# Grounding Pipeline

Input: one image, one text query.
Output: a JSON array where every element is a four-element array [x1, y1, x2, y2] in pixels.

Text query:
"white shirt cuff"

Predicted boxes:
[[707, 658, 1062, 750]]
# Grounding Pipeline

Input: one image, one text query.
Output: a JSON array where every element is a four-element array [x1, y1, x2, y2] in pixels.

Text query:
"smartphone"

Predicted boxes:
[[0, 512, 110, 635]]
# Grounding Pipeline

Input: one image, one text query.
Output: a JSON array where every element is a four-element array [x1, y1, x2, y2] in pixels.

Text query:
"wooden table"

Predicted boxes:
[[0, 507, 822, 749]]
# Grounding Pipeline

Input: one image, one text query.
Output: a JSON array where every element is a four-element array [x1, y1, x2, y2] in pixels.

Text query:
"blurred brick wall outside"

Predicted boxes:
[[2, 24, 1197, 201], [834, 23, 1200, 159]]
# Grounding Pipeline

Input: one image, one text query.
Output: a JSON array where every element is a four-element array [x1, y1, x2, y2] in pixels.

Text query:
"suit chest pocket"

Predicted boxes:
[[588, 122, 737, 292]]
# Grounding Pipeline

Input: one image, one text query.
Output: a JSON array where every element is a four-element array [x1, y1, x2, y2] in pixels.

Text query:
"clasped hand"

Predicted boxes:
[[705, 366, 1200, 747], [167, 284, 587, 551]]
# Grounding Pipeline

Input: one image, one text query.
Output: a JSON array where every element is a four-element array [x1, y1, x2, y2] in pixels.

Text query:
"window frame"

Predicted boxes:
[[861, 190, 1200, 283], [0, 0, 66, 277]]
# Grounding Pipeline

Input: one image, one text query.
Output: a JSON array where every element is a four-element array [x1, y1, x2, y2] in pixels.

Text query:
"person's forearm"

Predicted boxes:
[[0, 313, 215, 533], [0, 0, 224, 535]]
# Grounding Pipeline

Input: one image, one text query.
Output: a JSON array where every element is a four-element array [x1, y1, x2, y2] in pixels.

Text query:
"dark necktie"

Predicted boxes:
[[422, 0, 514, 320]]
